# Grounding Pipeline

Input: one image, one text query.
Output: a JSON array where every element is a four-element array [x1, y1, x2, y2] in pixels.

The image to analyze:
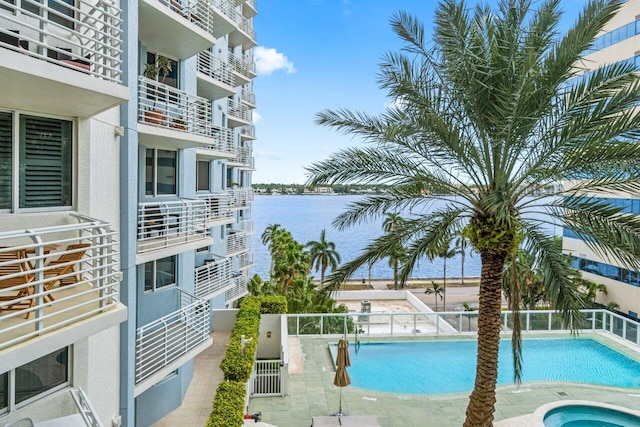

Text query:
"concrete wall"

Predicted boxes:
[[212, 309, 239, 332], [256, 314, 281, 359]]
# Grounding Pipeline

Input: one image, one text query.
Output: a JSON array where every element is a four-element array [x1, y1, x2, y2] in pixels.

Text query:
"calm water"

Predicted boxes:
[[340, 338, 640, 394], [251, 195, 558, 280]]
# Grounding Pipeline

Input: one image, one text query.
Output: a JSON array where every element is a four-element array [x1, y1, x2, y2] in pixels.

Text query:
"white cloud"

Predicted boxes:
[[254, 46, 296, 76], [255, 150, 281, 161], [253, 111, 262, 123]]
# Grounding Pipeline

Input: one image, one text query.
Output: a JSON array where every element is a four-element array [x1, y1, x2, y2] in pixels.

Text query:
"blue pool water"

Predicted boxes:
[[340, 338, 640, 394], [544, 405, 640, 427]]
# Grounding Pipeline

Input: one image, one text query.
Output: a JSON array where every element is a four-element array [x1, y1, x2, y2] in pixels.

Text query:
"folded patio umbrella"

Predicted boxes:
[[333, 338, 351, 419]]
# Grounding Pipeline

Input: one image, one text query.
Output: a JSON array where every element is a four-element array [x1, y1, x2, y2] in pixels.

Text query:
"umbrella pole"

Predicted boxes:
[[339, 386, 343, 414]]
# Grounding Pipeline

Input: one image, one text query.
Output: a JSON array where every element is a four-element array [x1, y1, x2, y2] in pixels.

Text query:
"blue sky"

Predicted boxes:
[[252, 0, 588, 184]]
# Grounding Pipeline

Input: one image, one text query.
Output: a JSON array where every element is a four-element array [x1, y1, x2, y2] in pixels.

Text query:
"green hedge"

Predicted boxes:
[[210, 296, 288, 427], [207, 381, 245, 427]]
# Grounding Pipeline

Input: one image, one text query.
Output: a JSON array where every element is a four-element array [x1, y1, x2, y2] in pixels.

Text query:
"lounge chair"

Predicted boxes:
[[43, 243, 90, 302], [0, 249, 35, 319]]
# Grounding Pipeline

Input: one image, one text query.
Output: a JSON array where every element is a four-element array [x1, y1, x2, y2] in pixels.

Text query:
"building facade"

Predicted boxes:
[[563, 0, 640, 318], [0, 0, 256, 426]]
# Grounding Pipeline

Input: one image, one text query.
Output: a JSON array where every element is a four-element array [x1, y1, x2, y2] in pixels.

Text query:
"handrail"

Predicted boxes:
[[0, 215, 121, 350], [225, 232, 249, 255], [227, 98, 251, 123], [194, 257, 232, 300], [240, 125, 256, 138], [70, 387, 103, 427], [135, 288, 210, 383], [0, 0, 123, 82], [196, 192, 234, 224], [225, 274, 249, 303], [228, 188, 254, 209], [228, 51, 255, 78], [197, 49, 234, 88], [234, 11, 255, 40]]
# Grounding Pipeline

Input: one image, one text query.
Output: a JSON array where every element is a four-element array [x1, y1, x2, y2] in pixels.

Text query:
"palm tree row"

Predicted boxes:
[[306, 1, 640, 425]]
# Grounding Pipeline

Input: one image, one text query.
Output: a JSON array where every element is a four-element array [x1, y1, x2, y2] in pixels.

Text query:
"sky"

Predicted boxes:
[[251, 0, 589, 184]]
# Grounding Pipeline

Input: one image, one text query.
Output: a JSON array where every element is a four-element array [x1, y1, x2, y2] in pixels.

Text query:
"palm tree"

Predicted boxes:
[[261, 224, 281, 277], [577, 279, 608, 307], [382, 213, 406, 290], [431, 238, 456, 311], [455, 234, 471, 286], [305, 229, 341, 286], [425, 281, 444, 311], [306, 2, 640, 425]]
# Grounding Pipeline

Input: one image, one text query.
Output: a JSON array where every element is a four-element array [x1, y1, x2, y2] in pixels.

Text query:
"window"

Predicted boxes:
[[0, 112, 73, 211], [145, 148, 176, 196], [144, 256, 176, 292], [197, 161, 210, 192], [1, 348, 69, 413], [146, 52, 179, 89]]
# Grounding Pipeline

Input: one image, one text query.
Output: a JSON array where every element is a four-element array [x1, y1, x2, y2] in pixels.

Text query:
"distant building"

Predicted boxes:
[[563, 0, 640, 318]]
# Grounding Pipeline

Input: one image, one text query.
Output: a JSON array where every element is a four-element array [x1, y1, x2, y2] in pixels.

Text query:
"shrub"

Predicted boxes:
[[207, 381, 245, 427], [256, 295, 287, 314]]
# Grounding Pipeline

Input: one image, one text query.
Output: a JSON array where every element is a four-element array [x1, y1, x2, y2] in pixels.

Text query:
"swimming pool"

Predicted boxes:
[[337, 338, 640, 394], [542, 403, 640, 426]]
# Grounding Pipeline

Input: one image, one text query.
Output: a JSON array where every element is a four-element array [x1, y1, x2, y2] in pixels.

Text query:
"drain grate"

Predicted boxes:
[[557, 391, 568, 396]]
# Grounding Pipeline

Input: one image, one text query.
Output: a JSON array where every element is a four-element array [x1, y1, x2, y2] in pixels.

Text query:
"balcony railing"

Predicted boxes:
[[225, 273, 249, 303], [225, 232, 249, 256], [227, 98, 251, 123], [240, 87, 256, 106], [150, 0, 226, 41], [234, 11, 255, 40], [196, 192, 234, 225], [212, 0, 236, 21], [0, 214, 121, 350], [240, 125, 256, 139], [0, 0, 123, 82], [228, 188, 254, 209], [228, 51, 256, 79], [238, 219, 254, 234], [137, 199, 210, 254], [194, 257, 232, 300], [197, 49, 234, 88], [230, 146, 252, 166], [135, 288, 210, 384], [238, 251, 254, 270]]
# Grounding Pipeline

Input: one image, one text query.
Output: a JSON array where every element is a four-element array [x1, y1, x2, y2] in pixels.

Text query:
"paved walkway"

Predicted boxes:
[[247, 335, 640, 427], [152, 332, 230, 427]]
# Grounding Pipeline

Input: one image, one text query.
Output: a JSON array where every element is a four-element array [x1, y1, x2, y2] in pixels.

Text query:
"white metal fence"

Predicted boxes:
[[228, 188, 254, 210], [251, 360, 283, 396], [238, 251, 254, 269], [240, 125, 256, 139], [197, 48, 234, 87], [225, 274, 249, 304], [228, 51, 255, 79], [0, 214, 121, 350], [225, 232, 249, 256], [135, 288, 210, 383], [227, 98, 251, 123], [150, 0, 220, 40], [194, 257, 232, 300], [234, 11, 254, 40], [286, 309, 640, 346], [0, 0, 123, 82], [137, 199, 210, 254], [196, 192, 234, 225]]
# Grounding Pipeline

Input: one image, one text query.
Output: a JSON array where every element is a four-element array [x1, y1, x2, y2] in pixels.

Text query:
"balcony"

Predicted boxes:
[[0, 0, 128, 117], [228, 145, 253, 169], [197, 49, 235, 100], [242, 0, 257, 18], [227, 98, 251, 127], [138, 76, 234, 154], [238, 251, 254, 270], [134, 288, 211, 395], [138, 0, 233, 60], [240, 87, 256, 108], [225, 232, 249, 256], [194, 257, 233, 300], [0, 215, 126, 359], [195, 125, 235, 158], [137, 199, 213, 264], [225, 273, 249, 304], [228, 51, 256, 86], [228, 188, 254, 210], [196, 192, 234, 226], [238, 219, 254, 235], [229, 11, 256, 49], [240, 125, 256, 140]]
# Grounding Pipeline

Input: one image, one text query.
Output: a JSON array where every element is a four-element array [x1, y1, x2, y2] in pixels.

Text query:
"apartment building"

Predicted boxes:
[[0, 0, 257, 426], [563, 0, 640, 318]]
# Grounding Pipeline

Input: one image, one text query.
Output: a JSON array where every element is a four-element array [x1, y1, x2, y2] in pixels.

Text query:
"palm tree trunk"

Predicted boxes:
[[461, 248, 466, 286], [464, 250, 506, 427], [443, 259, 447, 311], [394, 261, 399, 290]]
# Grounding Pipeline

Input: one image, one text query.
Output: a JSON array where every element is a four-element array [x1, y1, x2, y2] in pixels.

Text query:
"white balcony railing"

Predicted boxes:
[[225, 232, 249, 256], [228, 51, 255, 79], [240, 87, 255, 106], [196, 192, 234, 224], [137, 199, 210, 254], [0, 214, 121, 350], [0, 0, 123, 82], [234, 11, 255, 40], [212, 0, 235, 20], [230, 145, 252, 166], [135, 288, 210, 383], [227, 98, 251, 123], [238, 251, 254, 270], [240, 125, 256, 139], [225, 273, 249, 303], [239, 219, 254, 235], [197, 48, 234, 88], [228, 188, 254, 209], [194, 257, 232, 300], [149, 0, 227, 41]]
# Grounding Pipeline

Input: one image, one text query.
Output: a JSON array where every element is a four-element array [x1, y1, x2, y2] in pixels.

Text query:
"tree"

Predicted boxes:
[[305, 229, 341, 286], [261, 224, 281, 277], [306, 2, 640, 425], [503, 246, 548, 311], [577, 279, 608, 307], [382, 213, 406, 290], [431, 237, 456, 311], [455, 234, 471, 286], [425, 281, 444, 311]]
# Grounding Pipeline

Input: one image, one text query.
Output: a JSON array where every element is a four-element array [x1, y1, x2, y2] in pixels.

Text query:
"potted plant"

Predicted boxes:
[[170, 114, 186, 131], [142, 56, 172, 125]]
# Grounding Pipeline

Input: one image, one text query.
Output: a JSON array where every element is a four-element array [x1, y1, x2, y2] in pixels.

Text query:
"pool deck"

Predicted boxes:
[[247, 334, 640, 427]]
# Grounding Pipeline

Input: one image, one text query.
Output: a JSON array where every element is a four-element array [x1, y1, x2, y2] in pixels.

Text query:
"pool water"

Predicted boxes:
[[544, 404, 640, 426], [340, 338, 640, 394]]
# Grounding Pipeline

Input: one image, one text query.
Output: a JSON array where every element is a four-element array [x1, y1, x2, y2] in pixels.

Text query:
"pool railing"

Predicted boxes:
[[286, 309, 640, 347]]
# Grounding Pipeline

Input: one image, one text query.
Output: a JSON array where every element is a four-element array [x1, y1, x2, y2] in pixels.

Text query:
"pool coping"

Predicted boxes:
[[530, 400, 640, 426]]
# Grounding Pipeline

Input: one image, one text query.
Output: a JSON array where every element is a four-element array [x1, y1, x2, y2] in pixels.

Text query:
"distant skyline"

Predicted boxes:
[[252, 0, 588, 184]]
